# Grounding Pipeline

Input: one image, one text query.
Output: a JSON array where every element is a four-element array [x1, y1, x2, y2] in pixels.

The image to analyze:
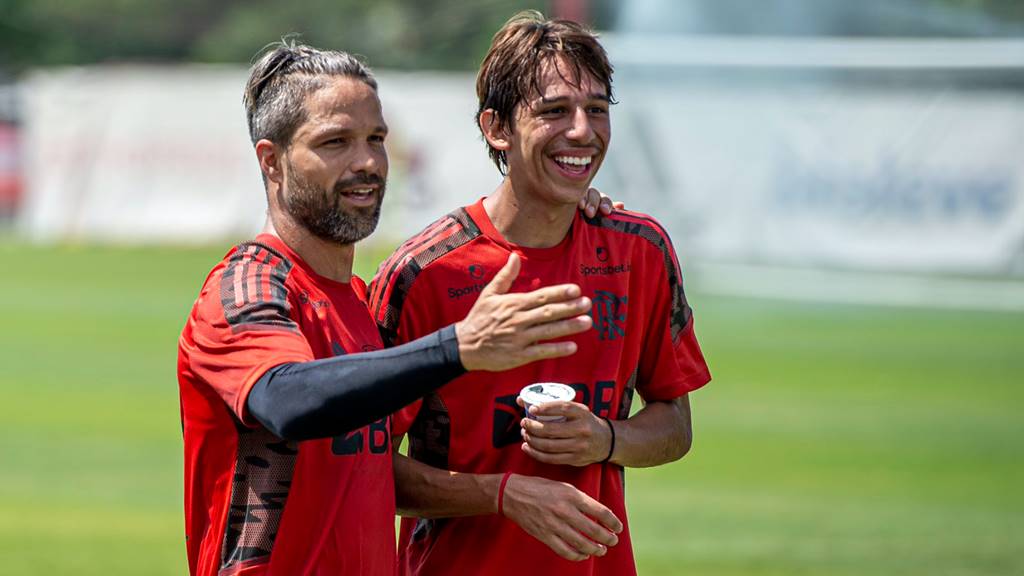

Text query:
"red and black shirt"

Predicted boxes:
[[369, 199, 711, 576], [178, 234, 394, 576]]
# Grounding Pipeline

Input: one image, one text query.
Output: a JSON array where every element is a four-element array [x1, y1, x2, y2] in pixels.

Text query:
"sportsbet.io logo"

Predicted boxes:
[[448, 264, 487, 300], [580, 247, 631, 277]]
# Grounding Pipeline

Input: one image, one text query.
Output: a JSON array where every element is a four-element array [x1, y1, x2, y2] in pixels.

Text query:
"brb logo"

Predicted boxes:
[[491, 381, 617, 448], [590, 291, 628, 341]]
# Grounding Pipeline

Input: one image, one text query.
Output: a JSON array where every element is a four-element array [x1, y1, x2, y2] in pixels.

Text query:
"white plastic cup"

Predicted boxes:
[[519, 383, 576, 422]]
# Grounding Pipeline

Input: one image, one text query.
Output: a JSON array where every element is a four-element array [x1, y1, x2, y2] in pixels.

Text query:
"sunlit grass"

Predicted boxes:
[[1, 241, 1021, 575]]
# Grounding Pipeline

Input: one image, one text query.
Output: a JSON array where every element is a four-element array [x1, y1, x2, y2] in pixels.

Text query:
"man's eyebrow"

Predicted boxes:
[[537, 93, 610, 105], [310, 126, 353, 139], [310, 125, 388, 139]]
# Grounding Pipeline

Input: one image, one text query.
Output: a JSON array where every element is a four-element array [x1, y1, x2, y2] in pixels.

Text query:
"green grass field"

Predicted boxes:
[[1, 241, 1021, 575]]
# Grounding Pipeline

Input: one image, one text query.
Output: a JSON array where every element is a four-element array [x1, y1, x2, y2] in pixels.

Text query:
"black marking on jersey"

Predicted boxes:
[[616, 369, 638, 420], [373, 208, 482, 346], [220, 241, 298, 333], [331, 341, 346, 357], [582, 213, 692, 343], [220, 416, 298, 572], [492, 393, 525, 449], [407, 393, 451, 470], [410, 517, 447, 545]]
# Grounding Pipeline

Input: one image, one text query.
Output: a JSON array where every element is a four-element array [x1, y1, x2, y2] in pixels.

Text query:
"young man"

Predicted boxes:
[[370, 12, 712, 576], [178, 42, 603, 576]]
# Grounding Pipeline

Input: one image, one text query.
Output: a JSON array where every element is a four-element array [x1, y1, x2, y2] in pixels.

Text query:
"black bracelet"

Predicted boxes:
[[600, 416, 616, 463]]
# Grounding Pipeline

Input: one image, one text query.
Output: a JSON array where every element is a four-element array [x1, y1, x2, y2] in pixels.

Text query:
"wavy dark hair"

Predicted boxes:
[[475, 11, 614, 174]]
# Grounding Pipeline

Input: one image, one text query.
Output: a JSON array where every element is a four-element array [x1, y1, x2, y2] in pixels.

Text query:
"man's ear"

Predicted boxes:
[[479, 109, 511, 152], [255, 139, 285, 185]]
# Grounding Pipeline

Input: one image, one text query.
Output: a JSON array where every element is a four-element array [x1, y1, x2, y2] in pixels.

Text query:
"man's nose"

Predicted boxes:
[[351, 143, 385, 174], [566, 107, 595, 143]]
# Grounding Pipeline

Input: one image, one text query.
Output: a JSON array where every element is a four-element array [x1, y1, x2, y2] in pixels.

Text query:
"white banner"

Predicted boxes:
[[594, 83, 1024, 275], [593, 36, 1024, 276], [18, 44, 1024, 277], [19, 66, 498, 245]]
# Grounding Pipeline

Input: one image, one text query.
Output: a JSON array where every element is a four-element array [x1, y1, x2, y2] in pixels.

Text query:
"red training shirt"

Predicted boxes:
[[178, 233, 395, 576], [369, 199, 711, 576]]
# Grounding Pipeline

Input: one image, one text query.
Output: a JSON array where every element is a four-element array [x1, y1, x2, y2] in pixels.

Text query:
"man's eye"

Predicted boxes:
[[369, 134, 386, 143], [588, 106, 608, 114], [325, 137, 348, 146], [543, 107, 566, 115]]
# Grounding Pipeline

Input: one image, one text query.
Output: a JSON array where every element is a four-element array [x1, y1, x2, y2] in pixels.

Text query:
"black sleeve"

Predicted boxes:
[[246, 324, 464, 441]]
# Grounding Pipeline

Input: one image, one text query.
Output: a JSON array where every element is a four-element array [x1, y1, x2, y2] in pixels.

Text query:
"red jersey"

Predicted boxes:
[[369, 199, 711, 576], [178, 233, 395, 576]]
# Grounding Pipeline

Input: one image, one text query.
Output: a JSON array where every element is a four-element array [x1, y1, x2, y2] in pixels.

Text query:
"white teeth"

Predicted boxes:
[[347, 188, 372, 196], [554, 156, 592, 167]]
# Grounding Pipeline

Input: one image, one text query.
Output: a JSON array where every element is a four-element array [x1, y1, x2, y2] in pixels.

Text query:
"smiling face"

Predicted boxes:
[[278, 76, 388, 245], [502, 55, 611, 207]]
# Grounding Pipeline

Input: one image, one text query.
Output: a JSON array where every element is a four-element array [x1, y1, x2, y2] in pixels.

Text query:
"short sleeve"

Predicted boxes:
[[635, 232, 711, 402], [179, 244, 314, 424]]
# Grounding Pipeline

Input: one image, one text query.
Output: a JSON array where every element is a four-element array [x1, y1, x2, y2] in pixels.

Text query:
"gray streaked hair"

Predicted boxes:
[[244, 39, 377, 146]]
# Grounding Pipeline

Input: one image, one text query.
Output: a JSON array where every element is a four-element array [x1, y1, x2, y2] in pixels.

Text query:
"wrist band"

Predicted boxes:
[[497, 471, 513, 516], [600, 416, 616, 464]]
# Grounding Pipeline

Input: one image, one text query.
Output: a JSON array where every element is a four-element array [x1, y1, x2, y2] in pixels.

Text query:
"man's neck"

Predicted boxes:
[[262, 215, 355, 283], [483, 180, 576, 249]]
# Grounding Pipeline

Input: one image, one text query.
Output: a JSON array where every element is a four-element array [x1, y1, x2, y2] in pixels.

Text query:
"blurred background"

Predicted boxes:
[[1, 0, 1022, 574]]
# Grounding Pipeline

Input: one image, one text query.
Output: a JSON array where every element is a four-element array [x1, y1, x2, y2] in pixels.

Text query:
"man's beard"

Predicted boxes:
[[283, 163, 385, 245]]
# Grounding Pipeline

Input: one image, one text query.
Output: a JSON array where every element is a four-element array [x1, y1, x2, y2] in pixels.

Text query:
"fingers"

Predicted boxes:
[[554, 494, 621, 552], [557, 519, 609, 559], [568, 509, 620, 549], [521, 422, 575, 443], [517, 296, 591, 326], [525, 401, 589, 423], [579, 498, 624, 535], [546, 533, 591, 562], [481, 252, 520, 296], [584, 188, 601, 218], [518, 341, 579, 362], [517, 283, 582, 310], [522, 443, 582, 466], [581, 187, 618, 217], [521, 315, 592, 344], [502, 476, 621, 561]]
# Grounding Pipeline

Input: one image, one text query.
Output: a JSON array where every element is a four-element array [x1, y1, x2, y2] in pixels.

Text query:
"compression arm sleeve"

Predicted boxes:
[[246, 324, 464, 441]]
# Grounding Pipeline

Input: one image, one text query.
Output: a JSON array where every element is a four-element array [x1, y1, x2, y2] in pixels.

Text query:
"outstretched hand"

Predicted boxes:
[[456, 253, 592, 371]]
